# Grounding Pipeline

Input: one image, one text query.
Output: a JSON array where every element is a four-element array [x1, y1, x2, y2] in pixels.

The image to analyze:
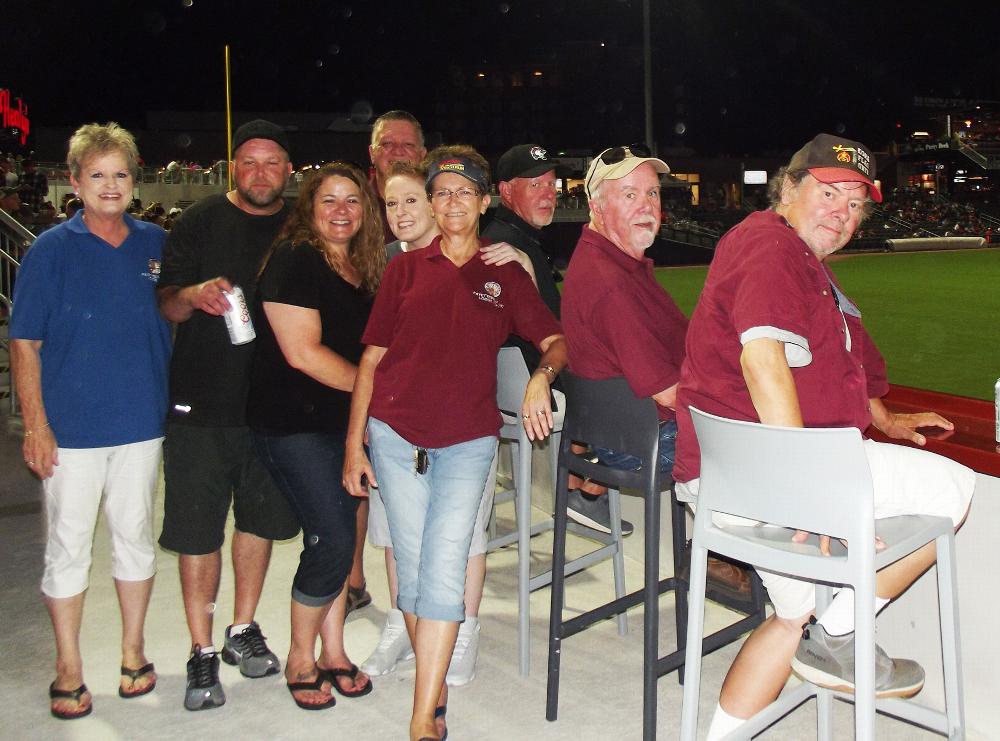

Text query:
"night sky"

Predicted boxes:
[[4, 0, 1000, 156]]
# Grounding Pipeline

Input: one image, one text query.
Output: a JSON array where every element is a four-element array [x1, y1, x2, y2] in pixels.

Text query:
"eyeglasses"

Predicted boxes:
[[431, 187, 480, 201], [586, 143, 652, 194]]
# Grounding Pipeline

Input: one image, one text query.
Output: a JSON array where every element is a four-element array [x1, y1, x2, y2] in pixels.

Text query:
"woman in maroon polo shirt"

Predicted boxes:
[[344, 145, 566, 741]]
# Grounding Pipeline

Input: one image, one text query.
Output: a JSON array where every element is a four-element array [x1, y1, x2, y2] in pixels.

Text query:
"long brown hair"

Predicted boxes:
[[263, 161, 386, 292]]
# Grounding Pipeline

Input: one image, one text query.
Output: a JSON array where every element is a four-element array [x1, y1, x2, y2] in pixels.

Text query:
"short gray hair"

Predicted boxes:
[[370, 110, 424, 149]]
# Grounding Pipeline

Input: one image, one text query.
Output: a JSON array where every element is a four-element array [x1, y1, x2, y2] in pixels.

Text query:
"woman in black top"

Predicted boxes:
[[248, 162, 385, 709]]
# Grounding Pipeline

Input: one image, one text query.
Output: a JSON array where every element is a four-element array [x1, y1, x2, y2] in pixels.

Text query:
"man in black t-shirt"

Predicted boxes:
[[157, 120, 300, 711]]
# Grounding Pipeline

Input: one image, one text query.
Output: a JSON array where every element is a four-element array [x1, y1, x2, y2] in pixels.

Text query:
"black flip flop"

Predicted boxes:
[[286, 675, 336, 711], [321, 663, 373, 698], [49, 682, 92, 720], [119, 662, 157, 699]]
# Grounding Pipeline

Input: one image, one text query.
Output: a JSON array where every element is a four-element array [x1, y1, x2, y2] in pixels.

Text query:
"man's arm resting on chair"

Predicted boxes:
[[740, 338, 803, 427]]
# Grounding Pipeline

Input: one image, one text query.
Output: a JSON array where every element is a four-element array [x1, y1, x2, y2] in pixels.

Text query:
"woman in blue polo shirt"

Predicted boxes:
[[10, 122, 171, 720], [343, 145, 566, 741]]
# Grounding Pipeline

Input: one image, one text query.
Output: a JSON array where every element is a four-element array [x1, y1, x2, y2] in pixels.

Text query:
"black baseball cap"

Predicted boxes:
[[496, 144, 567, 182], [788, 133, 881, 202], [232, 119, 290, 158]]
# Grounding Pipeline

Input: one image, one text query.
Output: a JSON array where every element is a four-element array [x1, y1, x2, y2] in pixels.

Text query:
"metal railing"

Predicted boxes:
[[1, 208, 35, 415]]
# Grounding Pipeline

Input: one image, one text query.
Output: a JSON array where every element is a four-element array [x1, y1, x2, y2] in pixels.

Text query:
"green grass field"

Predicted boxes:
[[655, 249, 1000, 401]]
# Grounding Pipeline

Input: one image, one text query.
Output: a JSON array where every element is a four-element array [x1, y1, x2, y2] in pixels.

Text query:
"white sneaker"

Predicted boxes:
[[361, 608, 415, 676], [446, 617, 480, 686]]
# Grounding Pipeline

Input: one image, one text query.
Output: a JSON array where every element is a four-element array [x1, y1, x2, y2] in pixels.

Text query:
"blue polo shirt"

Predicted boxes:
[[10, 211, 172, 448]]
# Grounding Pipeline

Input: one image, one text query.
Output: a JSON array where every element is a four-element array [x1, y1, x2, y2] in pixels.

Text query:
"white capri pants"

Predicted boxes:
[[369, 449, 498, 557], [676, 438, 976, 619], [42, 437, 163, 598]]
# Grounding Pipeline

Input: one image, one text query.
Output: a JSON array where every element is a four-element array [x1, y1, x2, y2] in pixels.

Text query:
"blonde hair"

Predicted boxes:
[[67, 122, 140, 178]]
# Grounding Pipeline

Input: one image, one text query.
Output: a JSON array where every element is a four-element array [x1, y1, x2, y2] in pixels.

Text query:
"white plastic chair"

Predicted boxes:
[[488, 347, 625, 677], [680, 407, 964, 740]]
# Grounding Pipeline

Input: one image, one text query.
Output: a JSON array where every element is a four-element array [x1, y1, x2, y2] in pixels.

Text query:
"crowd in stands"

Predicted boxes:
[[854, 186, 997, 240]]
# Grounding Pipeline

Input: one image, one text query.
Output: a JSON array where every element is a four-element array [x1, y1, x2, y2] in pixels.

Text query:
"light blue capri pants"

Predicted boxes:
[[368, 417, 498, 622]]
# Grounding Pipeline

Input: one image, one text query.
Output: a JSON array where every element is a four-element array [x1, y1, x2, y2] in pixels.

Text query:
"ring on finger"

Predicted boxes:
[[522, 414, 530, 420]]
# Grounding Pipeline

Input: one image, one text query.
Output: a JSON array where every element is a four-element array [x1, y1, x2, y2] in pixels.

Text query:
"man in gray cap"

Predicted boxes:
[[561, 145, 689, 531], [673, 133, 975, 739], [157, 119, 300, 711]]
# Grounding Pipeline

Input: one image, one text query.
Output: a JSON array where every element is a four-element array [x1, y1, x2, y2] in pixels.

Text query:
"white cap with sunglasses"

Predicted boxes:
[[584, 144, 669, 200]]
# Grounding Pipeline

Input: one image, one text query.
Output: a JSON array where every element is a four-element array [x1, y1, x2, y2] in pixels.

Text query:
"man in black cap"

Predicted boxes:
[[157, 119, 300, 711], [673, 133, 975, 739]]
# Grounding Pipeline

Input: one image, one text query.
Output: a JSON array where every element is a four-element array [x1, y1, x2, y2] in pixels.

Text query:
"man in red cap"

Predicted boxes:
[[673, 134, 975, 739]]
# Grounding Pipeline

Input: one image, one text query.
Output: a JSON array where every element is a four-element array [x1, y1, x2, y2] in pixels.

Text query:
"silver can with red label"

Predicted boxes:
[[223, 285, 256, 345]]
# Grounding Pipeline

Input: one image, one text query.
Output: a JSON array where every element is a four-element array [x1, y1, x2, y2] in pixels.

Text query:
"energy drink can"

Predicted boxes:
[[223, 285, 255, 345]]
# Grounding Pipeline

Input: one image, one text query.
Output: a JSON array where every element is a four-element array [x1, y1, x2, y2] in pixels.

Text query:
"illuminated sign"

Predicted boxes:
[[0, 89, 30, 145], [743, 170, 767, 185]]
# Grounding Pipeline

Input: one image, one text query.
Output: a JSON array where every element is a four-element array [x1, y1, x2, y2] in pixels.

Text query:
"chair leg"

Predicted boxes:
[[516, 435, 533, 677], [546, 470, 571, 722], [853, 583, 876, 741], [671, 494, 689, 685], [679, 540, 709, 741], [608, 488, 628, 636], [815, 585, 834, 741], [642, 488, 661, 741], [935, 531, 965, 739]]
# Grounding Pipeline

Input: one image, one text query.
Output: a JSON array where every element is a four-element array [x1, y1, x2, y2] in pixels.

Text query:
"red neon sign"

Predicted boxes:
[[0, 89, 30, 146]]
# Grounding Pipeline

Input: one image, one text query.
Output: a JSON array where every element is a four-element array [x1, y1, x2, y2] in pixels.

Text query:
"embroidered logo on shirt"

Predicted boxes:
[[141, 258, 161, 283], [473, 281, 504, 308]]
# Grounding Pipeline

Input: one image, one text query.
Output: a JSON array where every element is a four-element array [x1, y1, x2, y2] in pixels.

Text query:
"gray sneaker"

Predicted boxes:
[[221, 622, 281, 678], [185, 646, 226, 711], [790, 617, 925, 699], [566, 489, 634, 536]]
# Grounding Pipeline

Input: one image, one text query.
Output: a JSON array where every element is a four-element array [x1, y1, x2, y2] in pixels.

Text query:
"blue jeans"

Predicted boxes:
[[367, 417, 497, 622], [592, 419, 677, 474], [253, 430, 358, 607]]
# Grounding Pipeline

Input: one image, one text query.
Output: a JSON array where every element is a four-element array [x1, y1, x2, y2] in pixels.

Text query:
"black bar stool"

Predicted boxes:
[[546, 372, 767, 741]]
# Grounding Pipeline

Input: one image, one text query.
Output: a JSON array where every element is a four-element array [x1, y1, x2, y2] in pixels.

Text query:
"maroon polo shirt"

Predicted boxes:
[[363, 236, 562, 448], [673, 209, 889, 483], [561, 225, 689, 421]]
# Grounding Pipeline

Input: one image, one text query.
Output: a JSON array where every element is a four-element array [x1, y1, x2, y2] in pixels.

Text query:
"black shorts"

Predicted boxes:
[[159, 423, 300, 555]]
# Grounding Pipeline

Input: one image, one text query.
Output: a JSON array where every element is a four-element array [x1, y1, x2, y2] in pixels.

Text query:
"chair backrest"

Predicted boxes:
[[689, 406, 874, 543], [559, 370, 669, 493], [496, 347, 532, 417], [560, 371, 661, 475]]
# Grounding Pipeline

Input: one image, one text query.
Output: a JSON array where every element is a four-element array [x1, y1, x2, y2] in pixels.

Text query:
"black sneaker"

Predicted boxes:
[[566, 489, 634, 536], [185, 646, 226, 711], [221, 622, 280, 678]]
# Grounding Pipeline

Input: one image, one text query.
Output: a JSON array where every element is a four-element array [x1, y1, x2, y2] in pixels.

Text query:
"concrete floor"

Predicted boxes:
[[0, 414, 956, 740]]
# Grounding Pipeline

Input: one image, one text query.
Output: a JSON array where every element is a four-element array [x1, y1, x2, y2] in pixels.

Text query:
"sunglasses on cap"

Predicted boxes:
[[586, 143, 652, 194]]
